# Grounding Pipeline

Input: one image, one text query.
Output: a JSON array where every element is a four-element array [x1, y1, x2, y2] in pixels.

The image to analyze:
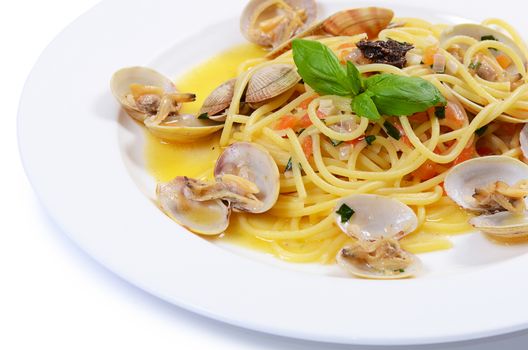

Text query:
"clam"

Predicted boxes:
[[321, 7, 394, 38], [334, 194, 421, 279], [215, 142, 280, 213], [245, 64, 301, 104], [267, 7, 394, 59], [157, 177, 230, 236], [445, 156, 528, 238], [440, 24, 527, 81], [440, 24, 527, 65], [200, 79, 236, 122], [240, 0, 317, 48], [111, 66, 179, 122], [144, 95, 224, 143], [520, 124, 528, 158]]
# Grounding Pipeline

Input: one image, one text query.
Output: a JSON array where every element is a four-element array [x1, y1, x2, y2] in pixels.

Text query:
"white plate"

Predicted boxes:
[[18, 0, 528, 345]]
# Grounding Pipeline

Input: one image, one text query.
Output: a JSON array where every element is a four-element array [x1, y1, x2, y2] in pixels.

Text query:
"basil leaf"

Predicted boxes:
[[365, 135, 376, 145], [285, 158, 293, 172], [351, 92, 381, 121], [434, 106, 446, 119], [384, 121, 401, 140], [336, 204, 355, 223], [346, 61, 362, 96], [330, 139, 343, 147], [365, 74, 446, 116], [292, 39, 360, 96], [475, 125, 488, 136]]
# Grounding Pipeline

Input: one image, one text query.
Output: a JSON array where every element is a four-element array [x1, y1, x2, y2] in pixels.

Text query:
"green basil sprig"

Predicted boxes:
[[292, 39, 446, 121]]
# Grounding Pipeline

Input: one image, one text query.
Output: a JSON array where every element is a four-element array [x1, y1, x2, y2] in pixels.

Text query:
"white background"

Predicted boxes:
[[3, 0, 528, 349]]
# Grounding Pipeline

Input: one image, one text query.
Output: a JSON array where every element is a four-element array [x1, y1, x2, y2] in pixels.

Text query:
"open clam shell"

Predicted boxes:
[[240, 0, 317, 48], [245, 64, 301, 103], [444, 156, 528, 212], [337, 247, 422, 280], [470, 211, 528, 238], [110, 66, 178, 122], [145, 114, 224, 143], [214, 142, 280, 213], [157, 177, 230, 236], [322, 7, 393, 38], [266, 7, 393, 59], [445, 156, 528, 238], [335, 194, 418, 241], [520, 124, 528, 159], [200, 79, 237, 122]]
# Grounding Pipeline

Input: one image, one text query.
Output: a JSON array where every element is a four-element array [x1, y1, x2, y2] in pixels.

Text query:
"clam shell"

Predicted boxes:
[[335, 194, 418, 241], [110, 66, 177, 122], [200, 79, 236, 122], [440, 24, 527, 66], [266, 7, 393, 59], [520, 124, 528, 159], [245, 64, 301, 103], [336, 246, 422, 280], [444, 156, 528, 212], [214, 142, 280, 213], [240, 0, 317, 47], [470, 211, 528, 238], [145, 114, 224, 143], [322, 7, 394, 39], [157, 177, 230, 235]]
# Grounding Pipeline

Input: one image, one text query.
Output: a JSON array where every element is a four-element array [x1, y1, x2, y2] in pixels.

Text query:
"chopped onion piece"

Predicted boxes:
[[432, 53, 446, 73], [338, 144, 351, 160], [405, 52, 422, 66], [318, 98, 337, 116], [446, 58, 458, 75], [345, 48, 363, 62]]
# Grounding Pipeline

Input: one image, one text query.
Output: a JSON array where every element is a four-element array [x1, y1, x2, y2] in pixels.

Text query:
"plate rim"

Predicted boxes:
[[17, 0, 528, 345]]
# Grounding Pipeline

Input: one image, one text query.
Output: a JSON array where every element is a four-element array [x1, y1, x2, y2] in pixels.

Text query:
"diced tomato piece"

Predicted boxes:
[[423, 46, 438, 66], [476, 145, 494, 156], [275, 115, 297, 130], [445, 101, 466, 129], [496, 54, 512, 69], [299, 95, 319, 109], [408, 111, 429, 123], [316, 110, 327, 119], [413, 160, 439, 181], [394, 122, 413, 148], [301, 136, 313, 158], [495, 122, 519, 137], [298, 114, 313, 128], [453, 143, 476, 165]]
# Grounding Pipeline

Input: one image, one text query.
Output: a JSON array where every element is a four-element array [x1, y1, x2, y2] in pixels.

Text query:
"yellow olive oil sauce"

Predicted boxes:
[[145, 44, 277, 255], [145, 43, 474, 262]]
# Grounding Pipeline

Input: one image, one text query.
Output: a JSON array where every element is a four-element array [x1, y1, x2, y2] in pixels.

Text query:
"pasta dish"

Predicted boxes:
[[110, 0, 528, 279]]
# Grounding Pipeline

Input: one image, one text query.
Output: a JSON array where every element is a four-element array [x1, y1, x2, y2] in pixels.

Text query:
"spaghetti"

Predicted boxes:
[[145, 16, 528, 264]]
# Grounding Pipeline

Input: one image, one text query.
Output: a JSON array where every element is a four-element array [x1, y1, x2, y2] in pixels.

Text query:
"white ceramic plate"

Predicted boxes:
[[18, 0, 528, 345]]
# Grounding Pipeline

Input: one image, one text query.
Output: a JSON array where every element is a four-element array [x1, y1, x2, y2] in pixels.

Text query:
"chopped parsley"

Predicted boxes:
[[397, 269, 405, 273], [434, 106, 446, 119], [481, 35, 497, 41], [480, 35, 498, 51], [336, 204, 355, 223], [365, 135, 376, 145], [383, 121, 401, 140], [285, 158, 293, 172], [468, 61, 482, 70], [198, 112, 209, 120], [475, 125, 489, 136], [330, 138, 343, 147]]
